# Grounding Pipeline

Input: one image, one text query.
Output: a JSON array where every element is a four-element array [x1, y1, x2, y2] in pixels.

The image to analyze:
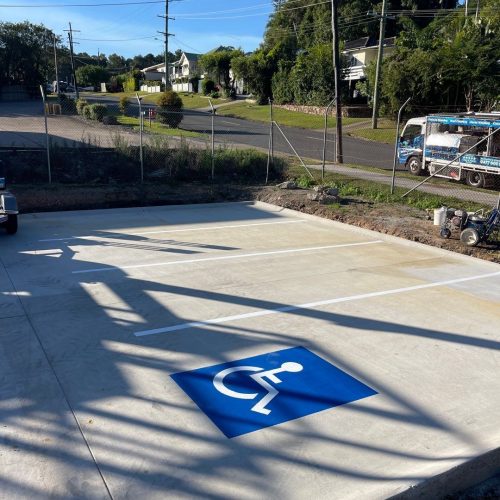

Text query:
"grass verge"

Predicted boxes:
[[217, 102, 365, 129], [116, 115, 203, 138], [346, 119, 397, 144], [288, 164, 488, 212]]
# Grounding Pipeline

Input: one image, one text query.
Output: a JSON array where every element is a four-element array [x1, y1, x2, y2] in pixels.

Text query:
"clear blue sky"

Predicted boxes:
[[0, 0, 272, 57]]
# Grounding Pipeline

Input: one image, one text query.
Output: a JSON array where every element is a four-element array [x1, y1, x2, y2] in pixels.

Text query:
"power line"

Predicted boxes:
[[0, 0, 165, 6]]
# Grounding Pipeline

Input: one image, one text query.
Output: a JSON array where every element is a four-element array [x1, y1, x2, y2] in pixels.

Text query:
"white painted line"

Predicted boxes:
[[73, 240, 383, 275], [134, 271, 500, 337], [39, 220, 305, 242]]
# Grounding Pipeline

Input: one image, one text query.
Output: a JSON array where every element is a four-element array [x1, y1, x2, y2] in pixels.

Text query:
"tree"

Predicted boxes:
[[232, 51, 274, 104], [75, 65, 110, 89], [0, 21, 55, 91], [200, 47, 244, 90]]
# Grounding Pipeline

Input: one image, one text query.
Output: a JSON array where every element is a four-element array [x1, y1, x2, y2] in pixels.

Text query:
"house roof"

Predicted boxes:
[[142, 62, 164, 72], [183, 52, 200, 62], [344, 36, 395, 52]]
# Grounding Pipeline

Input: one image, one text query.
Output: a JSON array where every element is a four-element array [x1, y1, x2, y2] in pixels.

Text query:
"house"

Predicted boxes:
[[141, 52, 201, 92], [342, 36, 395, 99]]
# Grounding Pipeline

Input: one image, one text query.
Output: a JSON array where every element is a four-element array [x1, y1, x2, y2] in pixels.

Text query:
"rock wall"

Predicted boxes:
[[275, 104, 371, 118]]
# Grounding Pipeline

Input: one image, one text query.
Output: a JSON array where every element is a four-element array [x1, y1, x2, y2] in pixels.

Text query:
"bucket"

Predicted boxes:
[[434, 207, 447, 226]]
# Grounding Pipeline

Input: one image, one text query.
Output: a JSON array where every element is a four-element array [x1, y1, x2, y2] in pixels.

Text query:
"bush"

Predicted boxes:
[[59, 94, 76, 114], [102, 115, 118, 125], [76, 98, 89, 115], [202, 79, 215, 95], [123, 76, 137, 92], [224, 87, 236, 99], [156, 91, 183, 128], [119, 95, 129, 115], [88, 103, 108, 122], [82, 105, 92, 120], [209, 91, 220, 99]]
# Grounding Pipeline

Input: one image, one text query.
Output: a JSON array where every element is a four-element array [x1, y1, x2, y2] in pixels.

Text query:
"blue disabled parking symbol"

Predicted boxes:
[[171, 346, 377, 438]]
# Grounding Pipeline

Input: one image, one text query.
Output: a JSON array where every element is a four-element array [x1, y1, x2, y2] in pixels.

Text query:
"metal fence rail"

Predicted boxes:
[[0, 92, 498, 210]]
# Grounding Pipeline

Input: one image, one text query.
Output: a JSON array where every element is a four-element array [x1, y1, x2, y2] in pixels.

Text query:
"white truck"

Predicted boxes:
[[397, 112, 500, 188]]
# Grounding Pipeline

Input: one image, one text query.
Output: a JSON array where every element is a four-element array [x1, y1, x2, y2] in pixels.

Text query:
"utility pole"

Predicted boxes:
[[158, 0, 175, 90], [64, 23, 80, 99], [331, 0, 343, 163], [371, 0, 388, 129], [53, 36, 60, 94]]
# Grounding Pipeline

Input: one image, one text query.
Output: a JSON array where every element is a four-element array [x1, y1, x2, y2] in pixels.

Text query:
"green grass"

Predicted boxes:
[[81, 91, 227, 108], [176, 92, 228, 109], [217, 102, 365, 129], [116, 115, 204, 138], [287, 164, 488, 212], [346, 120, 397, 144]]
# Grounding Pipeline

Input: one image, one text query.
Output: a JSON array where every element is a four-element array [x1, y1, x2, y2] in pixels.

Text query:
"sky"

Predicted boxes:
[[0, 0, 273, 57]]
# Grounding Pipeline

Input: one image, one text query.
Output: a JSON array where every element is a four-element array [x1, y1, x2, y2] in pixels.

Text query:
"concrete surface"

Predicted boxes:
[[0, 201, 499, 499]]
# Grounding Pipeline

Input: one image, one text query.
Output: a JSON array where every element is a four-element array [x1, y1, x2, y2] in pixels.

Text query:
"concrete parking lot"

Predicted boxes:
[[0, 201, 499, 499]]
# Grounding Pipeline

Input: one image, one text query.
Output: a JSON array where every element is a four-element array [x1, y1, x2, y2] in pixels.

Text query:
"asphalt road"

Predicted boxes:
[[88, 95, 396, 170]]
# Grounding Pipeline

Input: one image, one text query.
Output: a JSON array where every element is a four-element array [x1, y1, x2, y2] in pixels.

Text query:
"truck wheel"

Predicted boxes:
[[465, 171, 485, 189], [407, 156, 423, 176], [5, 214, 17, 235], [460, 228, 480, 247]]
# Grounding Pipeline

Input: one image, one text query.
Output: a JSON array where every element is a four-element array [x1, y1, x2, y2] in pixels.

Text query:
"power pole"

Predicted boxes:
[[158, 0, 175, 90], [64, 23, 80, 99], [371, 0, 387, 129], [53, 36, 60, 94], [331, 0, 343, 163]]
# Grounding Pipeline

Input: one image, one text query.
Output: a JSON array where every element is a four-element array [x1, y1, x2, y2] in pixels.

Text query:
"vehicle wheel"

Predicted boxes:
[[460, 228, 480, 247], [407, 156, 423, 176], [5, 214, 17, 235], [465, 171, 485, 189], [440, 228, 451, 239]]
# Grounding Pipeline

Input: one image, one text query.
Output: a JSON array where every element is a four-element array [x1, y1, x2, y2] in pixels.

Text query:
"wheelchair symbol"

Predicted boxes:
[[213, 362, 303, 415]]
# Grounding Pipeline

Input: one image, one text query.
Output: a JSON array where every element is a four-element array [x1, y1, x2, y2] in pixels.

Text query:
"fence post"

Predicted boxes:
[[39, 85, 52, 184], [322, 98, 336, 181], [391, 97, 411, 194], [266, 98, 274, 184], [209, 99, 215, 181], [135, 93, 144, 183]]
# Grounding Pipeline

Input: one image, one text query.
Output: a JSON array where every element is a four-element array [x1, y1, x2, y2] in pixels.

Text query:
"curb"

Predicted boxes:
[[252, 200, 500, 270]]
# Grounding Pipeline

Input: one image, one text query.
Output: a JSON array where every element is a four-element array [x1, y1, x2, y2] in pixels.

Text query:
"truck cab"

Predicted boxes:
[[397, 117, 426, 175]]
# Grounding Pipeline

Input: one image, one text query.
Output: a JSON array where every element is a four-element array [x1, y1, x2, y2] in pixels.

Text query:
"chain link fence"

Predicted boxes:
[[0, 91, 498, 211]]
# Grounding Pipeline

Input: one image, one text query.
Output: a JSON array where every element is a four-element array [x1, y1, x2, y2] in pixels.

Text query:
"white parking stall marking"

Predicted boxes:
[[72, 240, 383, 275], [39, 220, 305, 242], [134, 271, 500, 337]]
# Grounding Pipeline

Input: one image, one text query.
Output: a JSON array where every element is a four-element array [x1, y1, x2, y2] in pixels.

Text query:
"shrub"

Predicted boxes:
[[59, 94, 76, 114], [202, 79, 215, 95], [209, 91, 220, 99], [82, 105, 92, 120], [123, 76, 137, 92], [119, 95, 129, 115], [88, 103, 108, 122], [224, 87, 236, 99], [102, 115, 118, 125], [156, 91, 183, 128], [76, 98, 89, 115]]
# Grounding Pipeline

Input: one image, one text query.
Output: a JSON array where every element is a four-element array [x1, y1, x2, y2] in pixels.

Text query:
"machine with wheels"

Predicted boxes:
[[459, 207, 500, 247], [397, 113, 500, 187], [0, 176, 18, 235], [439, 205, 500, 247]]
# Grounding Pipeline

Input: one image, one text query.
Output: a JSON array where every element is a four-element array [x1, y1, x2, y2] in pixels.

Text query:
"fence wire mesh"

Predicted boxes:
[[0, 92, 498, 211]]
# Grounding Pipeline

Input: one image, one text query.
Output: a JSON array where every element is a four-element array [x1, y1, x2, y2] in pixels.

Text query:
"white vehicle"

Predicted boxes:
[[0, 176, 18, 235], [397, 112, 500, 188]]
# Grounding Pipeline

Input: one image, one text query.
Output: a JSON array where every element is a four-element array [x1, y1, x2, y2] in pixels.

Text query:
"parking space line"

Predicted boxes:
[[39, 220, 305, 242], [72, 240, 383, 275], [134, 271, 500, 337]]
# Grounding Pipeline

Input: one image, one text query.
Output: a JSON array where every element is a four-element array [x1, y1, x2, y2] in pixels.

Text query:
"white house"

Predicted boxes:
[[141, 52, 201, 92], [342, 36, 395, 99]]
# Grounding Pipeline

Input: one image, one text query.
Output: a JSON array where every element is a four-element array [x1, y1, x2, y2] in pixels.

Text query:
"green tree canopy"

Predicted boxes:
[[75, 65, 110, 89], [0, 21, 55, 90], [199, 47, 244, 89]]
